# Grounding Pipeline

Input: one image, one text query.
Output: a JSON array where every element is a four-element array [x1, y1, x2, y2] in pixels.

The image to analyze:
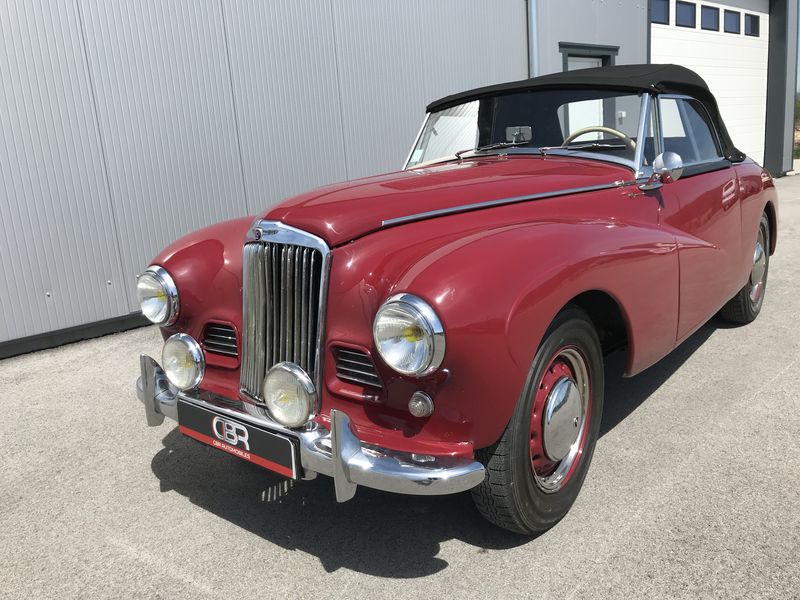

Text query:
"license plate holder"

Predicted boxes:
[[177, 400, 299, 479]]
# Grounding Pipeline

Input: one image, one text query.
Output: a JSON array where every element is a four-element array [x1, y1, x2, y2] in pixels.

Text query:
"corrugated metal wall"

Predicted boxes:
[[0, 0, 528, 344]]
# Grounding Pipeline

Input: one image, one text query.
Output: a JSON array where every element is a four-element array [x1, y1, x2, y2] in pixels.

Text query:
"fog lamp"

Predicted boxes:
[[262, 362, 316, 428], [162, 333, 204, 390]]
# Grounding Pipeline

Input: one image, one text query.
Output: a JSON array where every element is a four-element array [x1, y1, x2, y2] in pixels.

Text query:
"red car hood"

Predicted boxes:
[[265, 155, 632, 247]]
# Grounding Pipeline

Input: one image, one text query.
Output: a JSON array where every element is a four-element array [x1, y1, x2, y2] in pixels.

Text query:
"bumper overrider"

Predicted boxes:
[[136, 355, 485, 501]]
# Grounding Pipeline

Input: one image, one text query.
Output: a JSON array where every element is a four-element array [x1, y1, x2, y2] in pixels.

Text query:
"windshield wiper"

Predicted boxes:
[[455, 140, 531, 159], [542, 142, 628, 152]]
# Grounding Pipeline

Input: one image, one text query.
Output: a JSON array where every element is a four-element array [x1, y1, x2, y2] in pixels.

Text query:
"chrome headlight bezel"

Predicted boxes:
[[161, 333, 205, 390], [137, 265, 180, 326], [372, 293, 446, 377]]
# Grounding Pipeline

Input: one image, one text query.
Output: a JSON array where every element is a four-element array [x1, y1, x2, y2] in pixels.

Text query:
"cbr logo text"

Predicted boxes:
[[212, 417, 250, 451]]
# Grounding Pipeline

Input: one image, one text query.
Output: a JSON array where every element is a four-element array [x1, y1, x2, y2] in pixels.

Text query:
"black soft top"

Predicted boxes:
[[427, 64, 744, 162]]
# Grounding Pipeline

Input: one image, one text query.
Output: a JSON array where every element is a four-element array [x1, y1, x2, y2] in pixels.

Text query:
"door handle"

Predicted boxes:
[[721, 179, 736, 207]]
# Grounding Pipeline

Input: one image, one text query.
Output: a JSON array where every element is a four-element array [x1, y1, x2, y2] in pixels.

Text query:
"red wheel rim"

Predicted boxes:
[[529, 346, 592, 493]]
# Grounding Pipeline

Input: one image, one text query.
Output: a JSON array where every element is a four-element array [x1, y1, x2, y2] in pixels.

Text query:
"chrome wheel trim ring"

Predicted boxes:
[[749, 226, 767, 305], [532, 347, 590, 494]]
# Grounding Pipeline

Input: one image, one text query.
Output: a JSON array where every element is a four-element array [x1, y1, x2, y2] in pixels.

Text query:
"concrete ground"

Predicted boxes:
[[2, 178, 799, 600]]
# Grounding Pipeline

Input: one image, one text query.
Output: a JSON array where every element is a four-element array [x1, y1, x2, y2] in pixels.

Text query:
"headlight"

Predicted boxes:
[[373, 293, 445, 376], [137, 266, 179, 325], [162, 333, 204, 390], [262, 362, 316, 428]]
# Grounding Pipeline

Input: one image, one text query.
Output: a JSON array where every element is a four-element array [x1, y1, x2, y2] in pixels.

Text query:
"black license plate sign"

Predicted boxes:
[[177, 400, 299, 479]]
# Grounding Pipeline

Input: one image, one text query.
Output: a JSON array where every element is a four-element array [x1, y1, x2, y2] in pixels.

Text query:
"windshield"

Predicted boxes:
[[407, 89, 649, 168]]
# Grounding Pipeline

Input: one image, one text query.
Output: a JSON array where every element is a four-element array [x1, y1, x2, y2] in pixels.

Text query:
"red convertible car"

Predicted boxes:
[[136, 64, 777, 534]]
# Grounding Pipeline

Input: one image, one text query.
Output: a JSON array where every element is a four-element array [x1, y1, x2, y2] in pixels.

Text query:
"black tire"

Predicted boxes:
[[472, 307, 604, 535], [719, 212, 770, 325]]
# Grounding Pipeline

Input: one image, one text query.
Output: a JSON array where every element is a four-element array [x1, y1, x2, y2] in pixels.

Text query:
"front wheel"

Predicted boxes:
[[472, 307, 604, 534]]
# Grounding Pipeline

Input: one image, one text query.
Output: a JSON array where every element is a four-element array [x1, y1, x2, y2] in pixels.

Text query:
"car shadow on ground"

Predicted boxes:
[[150, 319, 721, 578]]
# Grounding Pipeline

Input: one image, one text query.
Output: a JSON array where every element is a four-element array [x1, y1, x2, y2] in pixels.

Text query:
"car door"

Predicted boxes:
[[656, 96, 742, 342]]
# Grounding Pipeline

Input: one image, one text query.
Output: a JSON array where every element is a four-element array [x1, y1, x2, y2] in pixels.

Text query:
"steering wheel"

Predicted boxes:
[[562, 126, 636, 151]]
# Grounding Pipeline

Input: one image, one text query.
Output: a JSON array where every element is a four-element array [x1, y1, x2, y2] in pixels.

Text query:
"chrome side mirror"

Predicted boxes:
[[639, 152, 684, 190]]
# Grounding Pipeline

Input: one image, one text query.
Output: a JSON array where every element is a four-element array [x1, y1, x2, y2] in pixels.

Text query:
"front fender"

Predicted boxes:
[[152, 216, 253, 397], [324, 204, 679, 452]]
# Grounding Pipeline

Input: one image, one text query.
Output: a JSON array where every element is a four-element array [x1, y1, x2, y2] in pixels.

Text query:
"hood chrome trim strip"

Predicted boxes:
[[381, 179, 637, 228]]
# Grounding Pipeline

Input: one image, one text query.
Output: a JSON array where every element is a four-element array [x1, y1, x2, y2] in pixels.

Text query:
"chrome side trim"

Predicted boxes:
[[137, 356, 486, 499], [381, 180, 631, 228]]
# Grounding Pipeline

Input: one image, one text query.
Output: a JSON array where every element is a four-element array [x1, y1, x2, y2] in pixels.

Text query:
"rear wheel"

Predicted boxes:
[[472, 307, 604, 534], [720, 212, 770, 324]]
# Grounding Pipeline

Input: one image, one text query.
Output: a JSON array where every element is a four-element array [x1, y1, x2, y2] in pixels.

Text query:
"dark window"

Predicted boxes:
[[745, 14, 760, 36], [724, 10, 740, 33], [651, 0, 669, 24], [676, 2, 696, 27], [701, 6, 719, 30]]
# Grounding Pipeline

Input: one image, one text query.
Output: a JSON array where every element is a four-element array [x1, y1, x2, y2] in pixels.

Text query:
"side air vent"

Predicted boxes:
[[203, 323, 238, 357], [333, 347, 383, 388]]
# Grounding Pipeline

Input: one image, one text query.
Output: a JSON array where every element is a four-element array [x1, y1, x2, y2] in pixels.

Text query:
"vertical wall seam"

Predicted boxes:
[[327, 0, 350, 179], [419, 0, 429, 117], [646, 0, 652, 64], [218, 0, 250, 214], [74, 0, 131, 312]]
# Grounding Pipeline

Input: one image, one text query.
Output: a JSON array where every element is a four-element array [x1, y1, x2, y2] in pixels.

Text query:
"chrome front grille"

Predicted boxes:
[[240, 226, 329, 403]]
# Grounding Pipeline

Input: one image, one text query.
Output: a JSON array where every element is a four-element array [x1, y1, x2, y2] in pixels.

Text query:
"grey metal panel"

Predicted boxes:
[[79, 0, 247, 308], [332, 0, 529, 179], [0, 0, 129, 342], [536, 0, 648, 75], [0, 0, 531, 344], [222, 1, 348, 213], [331, 0, 427, 179], [418, 0, 529, 104]]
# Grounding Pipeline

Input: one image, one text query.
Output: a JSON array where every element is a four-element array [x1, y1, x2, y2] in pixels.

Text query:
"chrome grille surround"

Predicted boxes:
[[239, 220, 331, 417]]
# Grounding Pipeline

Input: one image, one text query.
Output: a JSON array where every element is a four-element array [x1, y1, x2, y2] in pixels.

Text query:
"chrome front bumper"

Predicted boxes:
[[136, 354, 485, 501]]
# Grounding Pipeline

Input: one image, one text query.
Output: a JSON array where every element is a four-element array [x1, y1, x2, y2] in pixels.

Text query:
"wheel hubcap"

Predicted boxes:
[[542, 377, 582, 462], [749, 228, 767, 304], [530, 347, 591, 493]]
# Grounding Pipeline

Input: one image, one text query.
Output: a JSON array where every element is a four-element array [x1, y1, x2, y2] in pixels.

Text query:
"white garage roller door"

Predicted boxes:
[[651, 0, 769, 165]]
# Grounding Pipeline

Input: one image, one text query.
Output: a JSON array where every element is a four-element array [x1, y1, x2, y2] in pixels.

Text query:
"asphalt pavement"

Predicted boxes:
[[1, 176, 799, 599]]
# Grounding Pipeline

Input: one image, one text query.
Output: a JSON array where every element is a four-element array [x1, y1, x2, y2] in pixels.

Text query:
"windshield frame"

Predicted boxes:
[[404, 90, 655, 179]]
